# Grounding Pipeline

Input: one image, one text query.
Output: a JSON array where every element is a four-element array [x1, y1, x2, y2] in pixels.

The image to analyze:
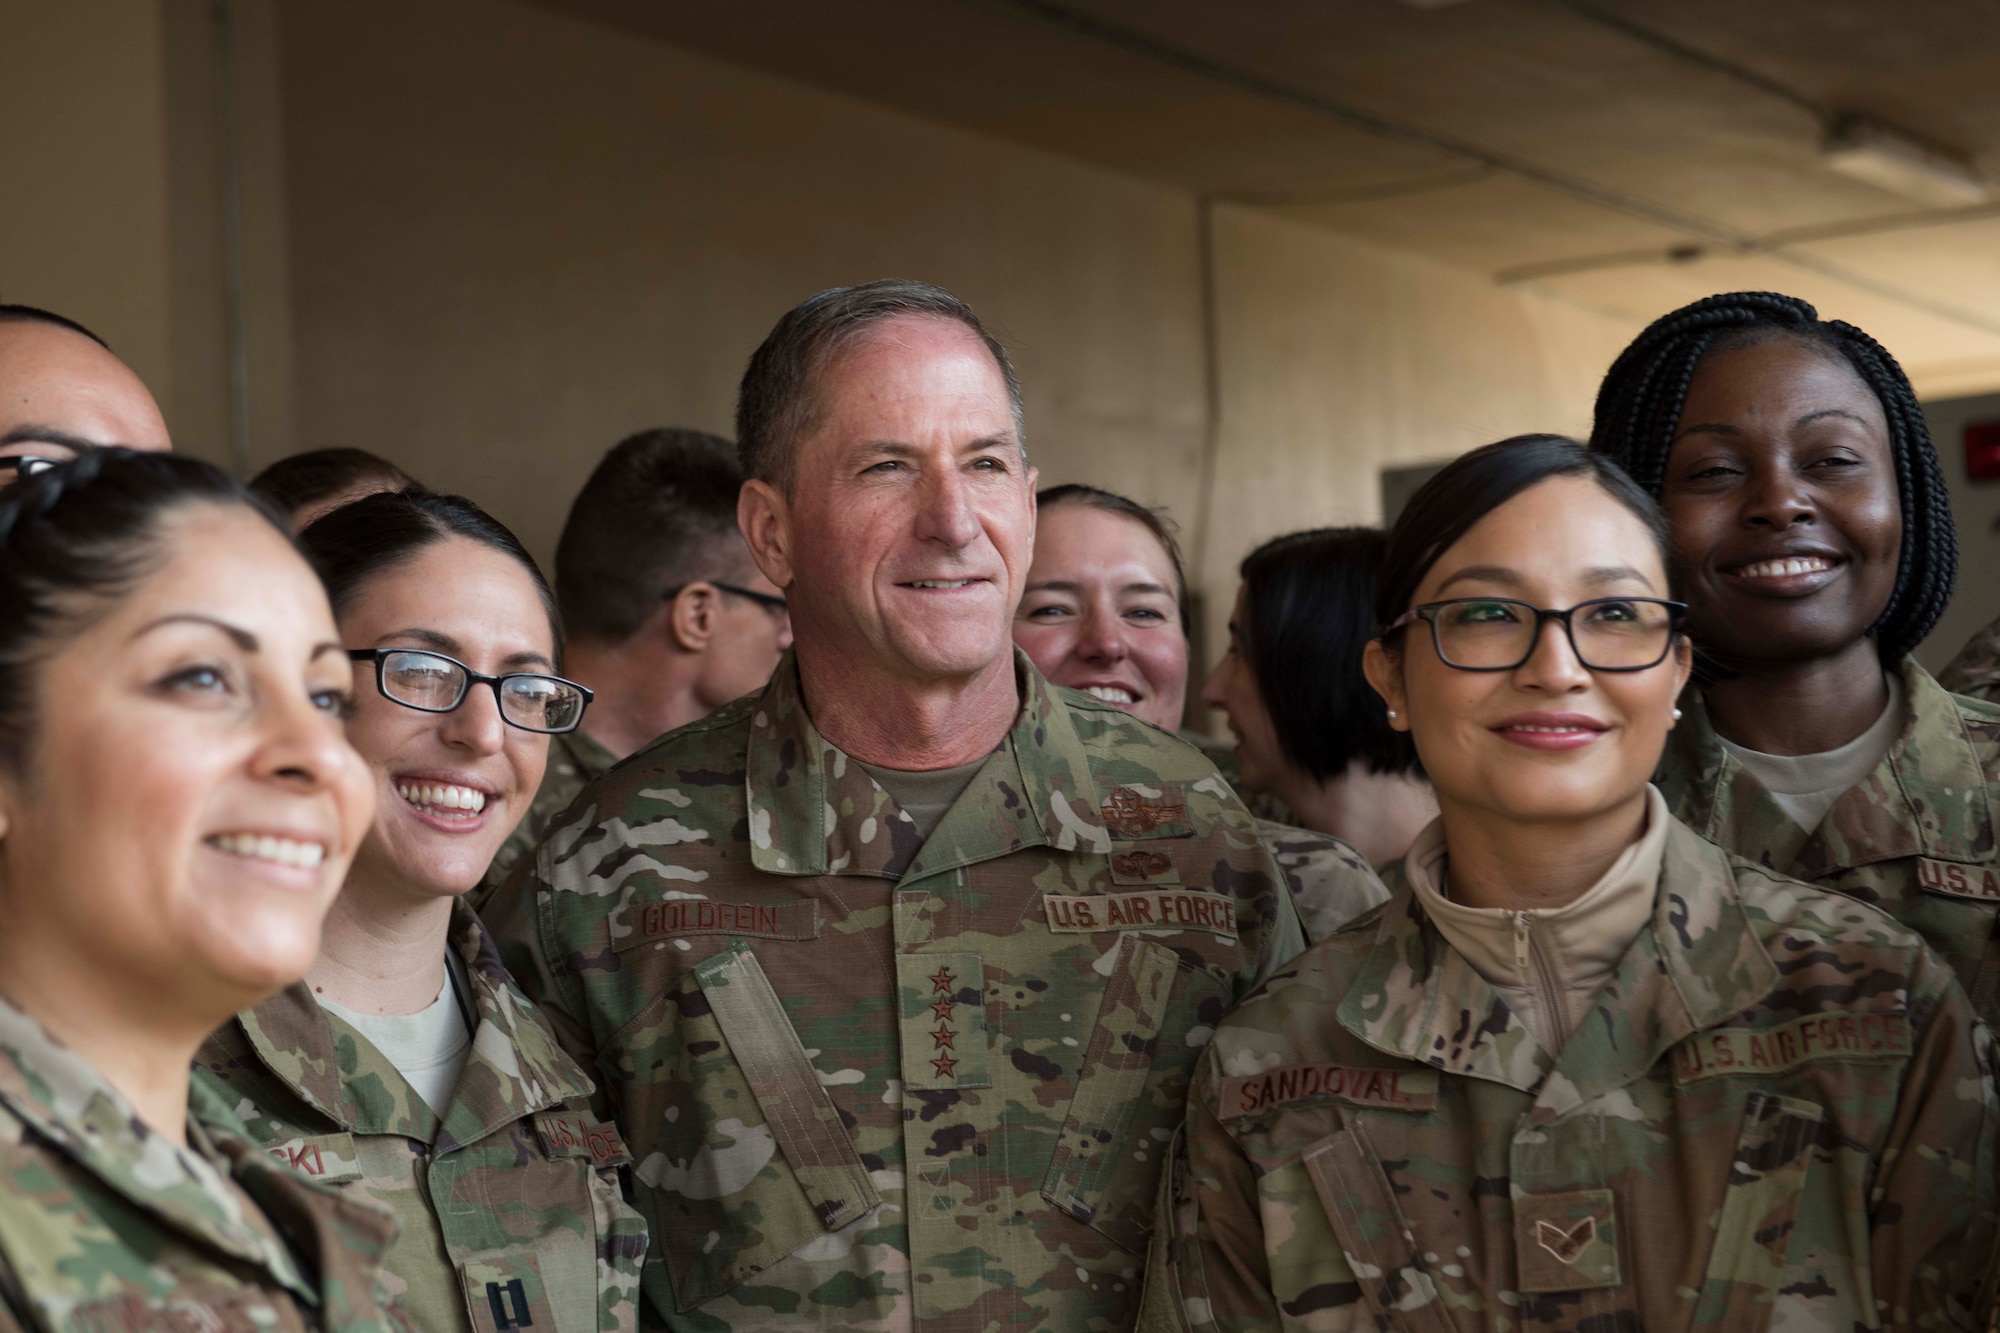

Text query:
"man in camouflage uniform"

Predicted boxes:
[[1941, 615, 2000, 704], [196, 898, 649, 1332], [480, 429, 790, 905], [0, 992, 409, 1331], [491, 279, 1304, 1330], [1660, 660, 2000, 1014], [1144, 813, 1998, 1331]]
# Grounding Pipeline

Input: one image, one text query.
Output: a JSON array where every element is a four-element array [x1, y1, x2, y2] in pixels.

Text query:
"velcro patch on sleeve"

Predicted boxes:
[[265, 1131, 364, 1183], [1043, 889, 1237, 939], [1917, 857, 2000, 903], [532, 1110, 633, 1167], [614, 897, 819, 950], [1672, 1011, 1910, 1083], [1218, 1064, 1439, 1118]]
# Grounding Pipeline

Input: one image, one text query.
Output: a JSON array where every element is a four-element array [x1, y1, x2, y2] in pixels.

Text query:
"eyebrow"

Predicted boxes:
[[1, 426, 100, 451], [378, 627, 555, 672], [1433, 564, 1658, 595], [134, 612, 346, 660], [1024, 579, 1175, 597], [1672, 406, 1872, 443], [859, 434, 1020, 459]]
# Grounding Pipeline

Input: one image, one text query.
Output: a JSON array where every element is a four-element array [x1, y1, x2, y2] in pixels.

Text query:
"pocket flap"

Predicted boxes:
[[1301, 1126, 1455, 1333], [694, 943, 881, 1231]]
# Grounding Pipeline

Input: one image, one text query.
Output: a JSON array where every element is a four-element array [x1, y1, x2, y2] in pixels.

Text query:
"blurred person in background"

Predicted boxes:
[[1018, 487, 1386, 941], [1146, 435, 1995, 1331], [1202, 528, 1437, 871], [196, 490, 647, 1333], [249, 446, 418, 533], [1591, 291, 2000, 1026], [1939, 613, 2000, 702], [479, 427, 791, 901], [0, 451, 405, 1327], [0, 304, 170, 485], [1015, 484, 1191, 731]]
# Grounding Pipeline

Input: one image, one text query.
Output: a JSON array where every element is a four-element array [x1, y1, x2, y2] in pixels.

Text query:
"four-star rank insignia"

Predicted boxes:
[[928, 966, 960, 1073], [896, 951, 988, 1089]]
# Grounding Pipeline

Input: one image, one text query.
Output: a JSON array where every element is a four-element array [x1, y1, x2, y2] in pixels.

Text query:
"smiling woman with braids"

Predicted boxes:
[[1590, 291, 2000, 1016]]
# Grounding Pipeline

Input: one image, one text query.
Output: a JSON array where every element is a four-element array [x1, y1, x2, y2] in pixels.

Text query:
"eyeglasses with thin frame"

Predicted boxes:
[[662, 580, 788, 616], [1385, 597, 1687, 672], [347, 648, 593, 733]]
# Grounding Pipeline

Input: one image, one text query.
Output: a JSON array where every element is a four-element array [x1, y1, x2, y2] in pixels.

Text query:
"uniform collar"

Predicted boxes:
[[561, 726, 618, 782], [744, 647, 1108, 880], [0, 992, 316, 1297], [1664, 657, 1994, 875], [235, 900, 594, 1147], [1339, 817, 1777, 1117]]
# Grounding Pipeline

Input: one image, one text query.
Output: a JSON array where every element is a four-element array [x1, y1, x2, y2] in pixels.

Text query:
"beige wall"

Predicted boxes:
[[4, 0, 1644, 683], [1196, 207, 1638, 667], [278, 0, 1208, 565], [275, 0, 1637, 653], [0, 0, 175, 419]]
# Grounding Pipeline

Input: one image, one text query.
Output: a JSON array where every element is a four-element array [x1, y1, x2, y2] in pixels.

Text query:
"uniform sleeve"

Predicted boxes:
[[1867, 952, 1999, 1330], [1148, 1053, 1286, 1333], [1251, 836, 1309, 990], [482, 845, 603, 1106]]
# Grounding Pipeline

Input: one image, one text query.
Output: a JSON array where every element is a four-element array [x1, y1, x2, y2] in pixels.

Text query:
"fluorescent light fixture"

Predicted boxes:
[[1823, 113, 1989, 207]]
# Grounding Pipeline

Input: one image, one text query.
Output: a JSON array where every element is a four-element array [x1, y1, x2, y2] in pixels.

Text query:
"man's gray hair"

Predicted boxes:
[[734, 279, 1025, 493]]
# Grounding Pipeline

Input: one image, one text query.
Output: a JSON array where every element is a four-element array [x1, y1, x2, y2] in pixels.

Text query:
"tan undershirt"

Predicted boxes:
[[1403, 787, 1669, 1054]]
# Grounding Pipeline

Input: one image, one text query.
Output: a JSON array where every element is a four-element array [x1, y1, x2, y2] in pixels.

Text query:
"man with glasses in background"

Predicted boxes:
[[478, 427, 792, 900], [0, 304, 171, 483]]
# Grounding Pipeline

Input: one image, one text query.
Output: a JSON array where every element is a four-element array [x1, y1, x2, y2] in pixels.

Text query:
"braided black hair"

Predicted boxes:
[[1589, 291, 1955, 665], [0, 449, 288, 769]]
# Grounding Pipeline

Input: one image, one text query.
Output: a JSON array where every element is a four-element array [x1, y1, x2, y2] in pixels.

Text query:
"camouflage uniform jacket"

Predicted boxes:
[[1659, 657, 2000, 1019], [1252, 819, 1388, 945], [479, 728, 620, 911], [1941, 617, 2000, 705], [0, 992, 408, 1332], [490, 648, 1307, 1331], [1144, 816, 1999, 1333], [195, 899, 648, 1333]]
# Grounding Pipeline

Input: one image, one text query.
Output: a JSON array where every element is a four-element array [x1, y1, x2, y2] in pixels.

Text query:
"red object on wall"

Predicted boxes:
[[1968, 419, 2000, 481]]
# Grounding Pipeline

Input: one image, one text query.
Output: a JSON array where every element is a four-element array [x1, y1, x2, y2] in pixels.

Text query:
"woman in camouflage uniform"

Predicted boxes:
[[196, 491, 647, 1333], [1591, 292, 2000, 1030], [1144, 436, 1995, 1332], [1015, 484, 1388, 943], [0, 451, 405, 1329]]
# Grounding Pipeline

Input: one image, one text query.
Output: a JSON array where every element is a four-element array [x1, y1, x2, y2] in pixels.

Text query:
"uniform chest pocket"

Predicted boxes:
[[618, 942, 880, 1313], [1041, 934, 1228, 1255]]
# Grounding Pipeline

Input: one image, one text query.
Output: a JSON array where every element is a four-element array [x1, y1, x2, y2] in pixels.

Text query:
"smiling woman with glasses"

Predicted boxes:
[[1143, 435, 1994, 1332], [193, 489, 647, 1333]]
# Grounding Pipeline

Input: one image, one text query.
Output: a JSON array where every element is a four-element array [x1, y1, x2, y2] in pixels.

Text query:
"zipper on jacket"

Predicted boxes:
[[1511, 912, 1568, 1051]]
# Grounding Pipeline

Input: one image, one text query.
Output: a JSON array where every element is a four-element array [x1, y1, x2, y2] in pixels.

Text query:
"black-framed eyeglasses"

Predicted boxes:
[[1385, 597, 1687, 672], [347, 649, 593, 733], [662, 580, 788, 615], [0, 455, 61, 479]]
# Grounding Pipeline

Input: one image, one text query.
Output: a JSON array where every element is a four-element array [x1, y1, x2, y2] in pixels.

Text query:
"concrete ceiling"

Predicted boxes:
[[535, 0, 2000, 394]]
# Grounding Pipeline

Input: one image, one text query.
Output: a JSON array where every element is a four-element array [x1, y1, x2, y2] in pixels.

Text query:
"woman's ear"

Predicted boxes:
[[1669, 636, 1694, 703], [1362, 639, 1409, 731]]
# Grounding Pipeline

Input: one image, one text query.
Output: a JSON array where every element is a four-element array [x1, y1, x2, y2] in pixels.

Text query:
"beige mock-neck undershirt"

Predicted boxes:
[[1402, 786, 1669, 1054]]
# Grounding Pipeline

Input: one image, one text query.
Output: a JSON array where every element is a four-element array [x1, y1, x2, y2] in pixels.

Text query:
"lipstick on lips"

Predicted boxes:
[[1491, 711, 1609, 752]]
